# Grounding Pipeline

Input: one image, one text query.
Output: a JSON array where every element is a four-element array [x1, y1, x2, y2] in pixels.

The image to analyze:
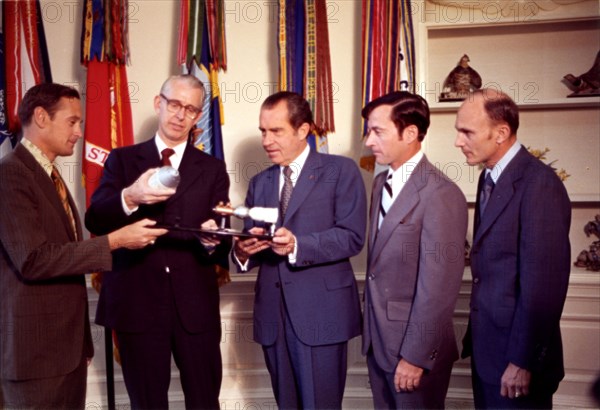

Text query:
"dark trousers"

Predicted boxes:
[[471, 358, 553, 409], [367, 349, 453, 409], [116, 282, 222, 410], [262, 293, 348, 410], [1, 354, 87, 409]]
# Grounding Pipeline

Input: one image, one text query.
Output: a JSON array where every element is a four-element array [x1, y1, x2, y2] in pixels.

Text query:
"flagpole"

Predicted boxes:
[[104, 327, 116, 410]]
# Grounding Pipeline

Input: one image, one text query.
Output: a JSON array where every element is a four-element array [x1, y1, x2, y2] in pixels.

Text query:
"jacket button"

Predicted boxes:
[[473, 277, 480, 284]]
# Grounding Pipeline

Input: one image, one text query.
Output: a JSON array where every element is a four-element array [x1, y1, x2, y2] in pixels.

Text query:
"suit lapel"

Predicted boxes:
[[368, 172, 385, 251], [474, 148, 529, 244], [169, 144, 202, 203], [134, 138, 161, 175], [15, 145, 78, 241], [282, 150, 321, 224], [370, 157, 429, 263]]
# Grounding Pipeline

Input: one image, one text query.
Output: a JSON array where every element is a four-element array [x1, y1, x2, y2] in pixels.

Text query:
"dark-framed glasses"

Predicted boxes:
[[159, 94, 201, 119]]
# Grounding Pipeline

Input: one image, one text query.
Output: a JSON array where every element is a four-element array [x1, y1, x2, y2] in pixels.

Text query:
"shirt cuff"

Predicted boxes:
[[121, 189, 139, 215], [233, 249, 250, 272], [287, 235, 298, 265]]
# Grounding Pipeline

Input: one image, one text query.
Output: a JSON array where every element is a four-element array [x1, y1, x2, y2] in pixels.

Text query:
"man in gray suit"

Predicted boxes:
[[0, 83, 166, 408], [362, 91, 468, 409]]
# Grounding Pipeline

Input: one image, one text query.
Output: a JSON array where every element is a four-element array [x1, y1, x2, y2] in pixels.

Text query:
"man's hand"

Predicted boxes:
[[394, 358, 424, 393], [107, 219, 168, 250], [501, 362, 531, 399], [270, 227, 296, 256], [122, 168, 176, 209], [199, 219, 222, 250], [234, 227, 270, 264]]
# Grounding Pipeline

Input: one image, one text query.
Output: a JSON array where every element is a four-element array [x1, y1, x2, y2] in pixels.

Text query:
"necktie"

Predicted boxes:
[[161, 148, 175, 166], [51, 166, 77, 238], [479, 172, 495, 217], [379, 173, 393, 228], [280, 166, 293, 219]]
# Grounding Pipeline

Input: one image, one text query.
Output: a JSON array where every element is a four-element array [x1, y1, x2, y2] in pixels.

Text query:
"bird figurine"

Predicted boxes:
[[563, 50, 600, 97], [440, 54, 482, 101]]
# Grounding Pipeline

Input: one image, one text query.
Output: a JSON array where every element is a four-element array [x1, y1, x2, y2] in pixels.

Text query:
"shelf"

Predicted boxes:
[[424, 16, 600, 32], [419, 2, 600, 203], [429, 97, 600, 113]]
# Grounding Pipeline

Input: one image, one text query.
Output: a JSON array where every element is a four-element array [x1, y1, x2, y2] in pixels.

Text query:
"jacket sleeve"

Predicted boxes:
[[0, 160, 112, 282], [507, 168, 571, 370], [399, 182, 468, 371]]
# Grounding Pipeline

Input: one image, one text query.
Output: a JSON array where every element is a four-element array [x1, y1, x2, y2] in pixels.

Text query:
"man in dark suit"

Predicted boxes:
[[85, 75, 230, 409], [0, 83, 166, 409], [455, 89, 571, 409], [361, 91, 468, 409], [233, 91, 366, 409]]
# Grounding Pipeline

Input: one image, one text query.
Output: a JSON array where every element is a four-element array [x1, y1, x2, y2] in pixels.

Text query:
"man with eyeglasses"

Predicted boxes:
[[85, 75, 230, 409]]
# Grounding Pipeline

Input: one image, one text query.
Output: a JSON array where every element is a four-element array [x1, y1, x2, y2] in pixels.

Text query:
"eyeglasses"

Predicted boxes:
[[159, 94, 202, 119]]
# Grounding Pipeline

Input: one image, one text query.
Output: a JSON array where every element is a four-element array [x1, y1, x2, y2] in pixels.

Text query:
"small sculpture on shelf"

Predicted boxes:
[[562, 50, 600, 97], [440, 54, 482, 102], [574, 214, 600, 272]]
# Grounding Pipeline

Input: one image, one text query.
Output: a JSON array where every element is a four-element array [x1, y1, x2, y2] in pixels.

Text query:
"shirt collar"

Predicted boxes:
[[387, 150, 424, 186], [154, 134, 188, 169], [21, 138, 53, 176], [280, 144, 310, 179], [488, 140, 521, 183]]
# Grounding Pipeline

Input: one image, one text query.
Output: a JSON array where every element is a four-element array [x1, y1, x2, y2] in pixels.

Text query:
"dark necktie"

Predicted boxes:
[[479, 173, 495, 217], [51, 166, 77, 238], [161, 148, 175, 166], [379, 173, 393, 228], [280, 166, 293, 219]]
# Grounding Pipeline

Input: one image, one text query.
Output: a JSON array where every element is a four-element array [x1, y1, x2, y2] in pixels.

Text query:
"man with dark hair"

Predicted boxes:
[[362, 91, 468, 409], [233, 91, 366, 409], [85, 75, 230, 409], [0, 83, 166, 409], [455, 88, 571, 409]]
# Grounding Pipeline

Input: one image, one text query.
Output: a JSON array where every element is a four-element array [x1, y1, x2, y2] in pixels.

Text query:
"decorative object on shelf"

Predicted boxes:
[[574, 214, 600, 272], [526, 146, 570, 181], [440, 54, 482, 102], [563, 50, 600, 97]]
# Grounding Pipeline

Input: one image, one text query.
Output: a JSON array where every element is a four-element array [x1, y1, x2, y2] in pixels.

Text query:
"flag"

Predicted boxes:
[[179, 0, 226, 161], [360, 0, 415, 171], [278, 0, 334, 153], [178, 0, 230, 286], [81, 0, 133, 210], [1, 0, 52, 151]]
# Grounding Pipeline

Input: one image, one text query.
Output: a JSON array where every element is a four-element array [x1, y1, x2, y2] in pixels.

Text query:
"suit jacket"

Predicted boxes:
[[362, 155, 468, 374], [238, 150, 366, 347], [0, 144, 112, 381], [85, 138, 230, 334], [463, 147, 571, 390]]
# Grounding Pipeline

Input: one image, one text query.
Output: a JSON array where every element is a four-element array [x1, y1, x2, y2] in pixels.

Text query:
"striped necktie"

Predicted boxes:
[[51, 166, 77, 238], [379, 173, 393, 228]]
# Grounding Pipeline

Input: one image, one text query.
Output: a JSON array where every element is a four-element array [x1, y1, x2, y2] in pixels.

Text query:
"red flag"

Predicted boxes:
[[82, 60, 133, 208]]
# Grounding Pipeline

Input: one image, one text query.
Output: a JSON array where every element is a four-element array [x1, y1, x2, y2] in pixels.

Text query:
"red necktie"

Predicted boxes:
[[161, 148, 175, 166]]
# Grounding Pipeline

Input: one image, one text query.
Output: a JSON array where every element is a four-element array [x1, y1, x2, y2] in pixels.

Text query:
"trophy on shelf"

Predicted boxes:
[[439, 54, 482, 102], [562, 50, 600, 98]]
